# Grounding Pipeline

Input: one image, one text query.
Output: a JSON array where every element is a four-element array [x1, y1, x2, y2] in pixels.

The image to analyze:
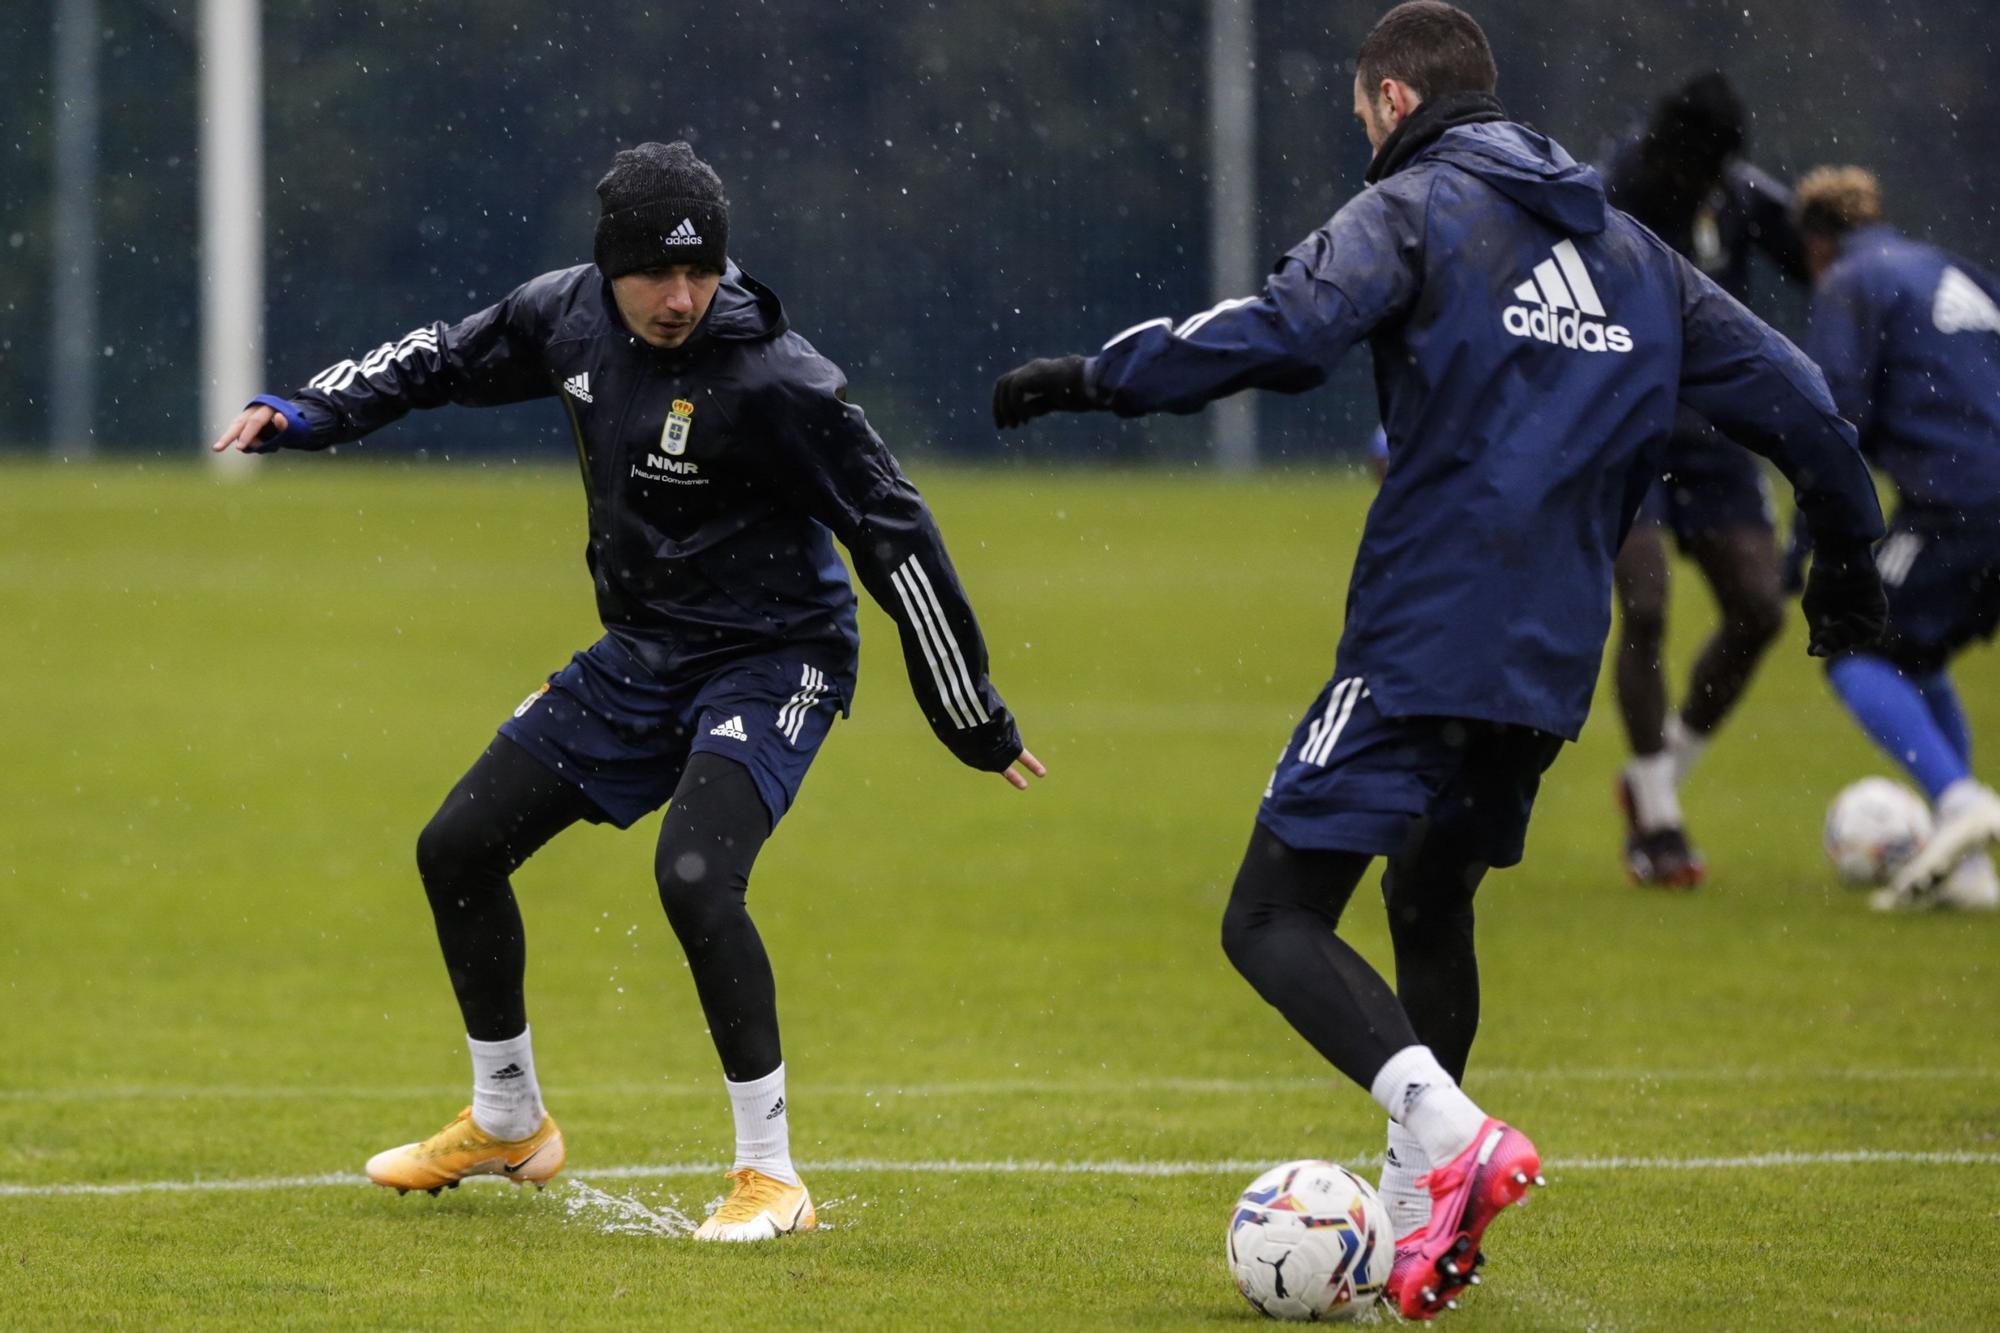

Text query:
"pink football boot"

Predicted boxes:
[[1384, 1227, 1443, 1314], [1394, 1119, 1542, 1320]]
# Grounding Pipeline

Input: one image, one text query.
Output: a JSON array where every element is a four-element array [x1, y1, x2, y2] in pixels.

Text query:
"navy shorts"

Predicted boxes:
[[1258, 676, 1565, 869], [1870, 503, 2000, 675], [498, 635, 852, 829], [1637, 413, 1774, 548]]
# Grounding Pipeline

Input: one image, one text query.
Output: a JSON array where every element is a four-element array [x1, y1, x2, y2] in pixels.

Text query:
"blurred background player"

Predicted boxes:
[[1793, 166, 2000, 912], [1602, 73, 1809, 887], [212, 141, 1042, 1238], [992, 3, 1884, 1317]]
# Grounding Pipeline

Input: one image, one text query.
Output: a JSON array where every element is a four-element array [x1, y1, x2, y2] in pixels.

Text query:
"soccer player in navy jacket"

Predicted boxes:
[[1792, 166, 2000, 912], [993, 3, 1883, 1317], [213, 142, 1043, 1239]]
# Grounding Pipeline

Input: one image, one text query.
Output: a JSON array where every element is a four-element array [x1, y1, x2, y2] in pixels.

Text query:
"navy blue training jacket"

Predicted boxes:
[[262, 263, 1022, 772], [1803, 224, 2000, 509], [1086, 120, 1883, 740]]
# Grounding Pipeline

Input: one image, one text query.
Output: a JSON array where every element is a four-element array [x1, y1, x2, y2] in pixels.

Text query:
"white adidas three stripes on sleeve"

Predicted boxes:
[[888, 556, 990, 731]]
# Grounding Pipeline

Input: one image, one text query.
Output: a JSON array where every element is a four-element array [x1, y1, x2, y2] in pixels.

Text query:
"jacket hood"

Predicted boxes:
[[1422, 121, 1609, 236], [692, 262, 788, 344]]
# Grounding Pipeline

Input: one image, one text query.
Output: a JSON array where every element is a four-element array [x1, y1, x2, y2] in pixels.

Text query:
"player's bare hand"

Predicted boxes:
[[1000, 748, 1047, 791], [211, 403, 286, 454]]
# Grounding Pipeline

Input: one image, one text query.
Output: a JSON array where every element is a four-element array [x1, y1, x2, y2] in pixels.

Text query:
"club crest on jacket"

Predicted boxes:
[[662, 398, 696, 455]]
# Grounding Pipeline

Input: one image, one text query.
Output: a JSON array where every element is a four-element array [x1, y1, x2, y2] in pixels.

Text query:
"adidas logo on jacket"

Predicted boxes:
[[1501, 239, 1634, 353]]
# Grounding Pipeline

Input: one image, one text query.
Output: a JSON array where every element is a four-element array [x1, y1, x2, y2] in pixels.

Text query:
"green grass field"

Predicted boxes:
[[2, 460, 1995, 1329]]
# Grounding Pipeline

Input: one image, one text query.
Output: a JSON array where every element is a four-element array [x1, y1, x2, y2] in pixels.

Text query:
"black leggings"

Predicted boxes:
[[651, 753, 779, 1082], [1220, 819, 1490, 1089], [415, 738, 781, 1081]]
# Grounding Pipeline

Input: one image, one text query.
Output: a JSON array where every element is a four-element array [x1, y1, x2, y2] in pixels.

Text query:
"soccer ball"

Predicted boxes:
[[1824, 777, 1933, 886], [1226, 1160, 1393, 1322]]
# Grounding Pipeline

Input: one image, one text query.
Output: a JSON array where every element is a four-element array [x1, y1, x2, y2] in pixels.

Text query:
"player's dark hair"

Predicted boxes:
[[1355, 2, 1498, 102], [1645, 72, 1747, 171]]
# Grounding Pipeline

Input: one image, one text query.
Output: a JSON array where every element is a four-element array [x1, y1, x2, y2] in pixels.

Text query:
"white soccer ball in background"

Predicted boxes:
[[1824, 777, 1934, 886], [1226, 1160, 1393, 1322]]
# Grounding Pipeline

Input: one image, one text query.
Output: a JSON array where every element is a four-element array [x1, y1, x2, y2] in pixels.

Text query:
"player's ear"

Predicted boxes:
[[1385, 79, 1422, 128]]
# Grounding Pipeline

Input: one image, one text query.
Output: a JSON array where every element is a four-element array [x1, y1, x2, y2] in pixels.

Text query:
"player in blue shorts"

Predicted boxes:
[[992, 4, 1883, 1317], [212, 141, 1043, 1237], [1791, 166, 2000, 911], [1601, 74, 1809, 887]]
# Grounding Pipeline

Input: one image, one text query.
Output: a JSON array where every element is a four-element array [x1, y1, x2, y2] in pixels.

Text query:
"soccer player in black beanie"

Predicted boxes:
[[215, 140, 1044, 1240]]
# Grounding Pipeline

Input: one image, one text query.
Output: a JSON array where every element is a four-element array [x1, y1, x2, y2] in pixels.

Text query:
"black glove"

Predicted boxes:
[[992, 356, 1095, 429], [1801, 542, 1887, 657]]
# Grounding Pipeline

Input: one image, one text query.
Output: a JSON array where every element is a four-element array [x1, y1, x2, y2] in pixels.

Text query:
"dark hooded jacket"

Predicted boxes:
[[261, 262, 1021, 772], [1085, 117, 1882, 740], [1602, 133, 1808, 305]]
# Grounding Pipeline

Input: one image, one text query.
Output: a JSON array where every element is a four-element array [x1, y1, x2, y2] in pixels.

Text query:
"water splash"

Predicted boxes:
[[558, 1179, 863, 1237], [814, 1192, 858, 1231], [560, 1179, 701, 1237]]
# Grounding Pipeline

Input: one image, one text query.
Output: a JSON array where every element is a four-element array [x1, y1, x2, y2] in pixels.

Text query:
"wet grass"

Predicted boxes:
[[2, 459, 1995, 1328]]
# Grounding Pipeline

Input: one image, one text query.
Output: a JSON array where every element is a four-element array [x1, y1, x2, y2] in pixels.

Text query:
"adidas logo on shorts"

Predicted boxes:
[[1502, 239, 1634, 353], [709, 715, 748, 742]]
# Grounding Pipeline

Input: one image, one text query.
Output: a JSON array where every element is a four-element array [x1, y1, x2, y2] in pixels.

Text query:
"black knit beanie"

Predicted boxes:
[[594, 141, 729, 278]]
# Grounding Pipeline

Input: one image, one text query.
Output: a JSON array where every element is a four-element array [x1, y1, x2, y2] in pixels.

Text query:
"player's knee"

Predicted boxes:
[[654, 845, 707, 924], [655, 839, 744, 936], [1384, 886, 1476, 953], [415, 805, 488, 891], [1728, 592, 1786, 652], [1219, 895, 1268, 979], [1620, 597, 1666, 651]]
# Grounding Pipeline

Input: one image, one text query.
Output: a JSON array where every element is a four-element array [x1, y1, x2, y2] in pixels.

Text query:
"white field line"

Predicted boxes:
[[1, 1067, 1993, 1104], [4, 1150, 1998, 1200]]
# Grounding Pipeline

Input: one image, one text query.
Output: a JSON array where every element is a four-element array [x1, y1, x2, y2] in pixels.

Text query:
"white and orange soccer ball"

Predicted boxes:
[[1225, 1160, 1393, 1322], [1824, 777, 1934, 886]]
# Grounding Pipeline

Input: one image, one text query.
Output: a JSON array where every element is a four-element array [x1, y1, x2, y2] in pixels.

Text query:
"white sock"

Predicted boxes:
[[467, 1027, 545, 1141], [1378, 1121, 1433, 1237], [1937, 776, 1997, 821], [726, 1064, 799, 1186], [1624, 750, 1683, 832], [1663, 714, 1710, 788], [1370, 1045, 1487, 1167], [1945, 849, 1999, 900]]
